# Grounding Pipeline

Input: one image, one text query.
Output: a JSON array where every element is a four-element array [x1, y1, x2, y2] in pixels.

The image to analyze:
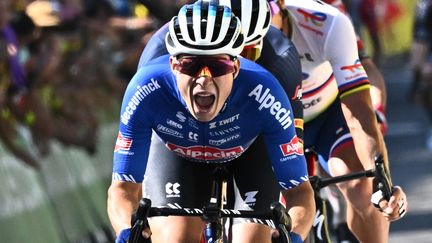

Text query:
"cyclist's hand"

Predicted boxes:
[[116, 228, 131, 243], [382, 186, 407, 221], [142, 228, 152, 239], [371, 186, 407, 221], [271, 229, 303, 243]]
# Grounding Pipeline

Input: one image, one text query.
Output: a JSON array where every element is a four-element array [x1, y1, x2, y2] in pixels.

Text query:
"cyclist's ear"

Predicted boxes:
[[169, 56, 178, 73], [233, 58, 241, 79]]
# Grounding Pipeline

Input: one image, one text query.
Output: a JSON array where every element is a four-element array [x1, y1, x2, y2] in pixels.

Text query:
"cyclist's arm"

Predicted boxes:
[[340, 90, 387, 169], [362, 57, 388, 134], [260, 77, 314, 239], [281, 181, 315, 239], [108, 68, 156, 236], [326, 12, 387, 169], [108, 181, 142, 234], [362, 58, 387, 108]]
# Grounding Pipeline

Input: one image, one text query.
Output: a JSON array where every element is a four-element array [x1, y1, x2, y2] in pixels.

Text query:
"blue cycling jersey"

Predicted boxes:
[[113, 55, 308, 190]]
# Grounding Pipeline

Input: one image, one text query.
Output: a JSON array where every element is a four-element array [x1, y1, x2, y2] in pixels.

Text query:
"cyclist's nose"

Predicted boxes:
[[197, 66, 212, 78]]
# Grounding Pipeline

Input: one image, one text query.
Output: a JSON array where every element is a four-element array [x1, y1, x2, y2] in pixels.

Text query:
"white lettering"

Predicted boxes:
[[248, 85, 293, 130], [121, 79, 161, 125]]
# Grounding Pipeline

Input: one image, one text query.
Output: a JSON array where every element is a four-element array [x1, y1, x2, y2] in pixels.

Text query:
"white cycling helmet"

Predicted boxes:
[[230, 0, 272, 45], [166, 0, 245, 57]]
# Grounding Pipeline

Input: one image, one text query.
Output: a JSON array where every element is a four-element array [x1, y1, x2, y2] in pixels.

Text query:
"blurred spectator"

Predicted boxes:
[[1, 0, 39, 168], [138, 0, 192, 24], [410, 0, 432, 149], [343, 0, 382, 64]]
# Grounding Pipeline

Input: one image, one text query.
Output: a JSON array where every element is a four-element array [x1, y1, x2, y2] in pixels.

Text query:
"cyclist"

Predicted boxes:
[[138, 0, 305, 142], [410, 0, 432, 149], [320, 1, 390, 241], [107, 1, 314, 243], [269, 0, 408, 242]]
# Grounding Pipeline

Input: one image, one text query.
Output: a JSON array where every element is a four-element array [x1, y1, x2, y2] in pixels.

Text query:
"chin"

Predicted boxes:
[[194, 112, 217, 122]]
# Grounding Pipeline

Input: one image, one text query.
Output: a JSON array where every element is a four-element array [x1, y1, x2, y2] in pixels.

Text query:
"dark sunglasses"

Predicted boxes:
[[174, 56, 236, 77]]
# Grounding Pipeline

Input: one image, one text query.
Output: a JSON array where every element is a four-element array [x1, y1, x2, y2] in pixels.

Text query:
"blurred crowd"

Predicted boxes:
[[0, 0, 158, 169]]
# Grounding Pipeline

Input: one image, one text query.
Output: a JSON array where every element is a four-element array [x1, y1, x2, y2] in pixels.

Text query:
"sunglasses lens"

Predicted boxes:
[[175, 58, 203, 77], [176, 57, 235, 77], [204, 59, 236, 77]]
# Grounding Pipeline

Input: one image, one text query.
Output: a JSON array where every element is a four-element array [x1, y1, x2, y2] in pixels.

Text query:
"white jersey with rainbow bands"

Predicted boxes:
[[285, 0, 370, 122]]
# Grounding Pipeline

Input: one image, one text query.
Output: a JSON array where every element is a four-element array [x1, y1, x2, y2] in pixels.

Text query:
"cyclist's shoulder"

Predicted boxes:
[[287, 0, 351, 33], [130, 55, 173, 90], [286, 0, 341, 17], [136, 54, 171, 75], [262, 26, 299, 58], [287, 0, 351, 43], [138, 23, 170, 68]]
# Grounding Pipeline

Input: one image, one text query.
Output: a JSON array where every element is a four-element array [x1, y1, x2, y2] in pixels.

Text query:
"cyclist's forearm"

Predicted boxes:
[[362, 58, 387, 107], [107, 181, 142, 234], [281, 181, 315, 239], [341, 90, 388, 170]]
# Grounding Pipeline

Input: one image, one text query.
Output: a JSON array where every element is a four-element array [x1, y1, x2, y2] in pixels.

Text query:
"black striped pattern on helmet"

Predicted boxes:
[[166, 0, 245, 57]]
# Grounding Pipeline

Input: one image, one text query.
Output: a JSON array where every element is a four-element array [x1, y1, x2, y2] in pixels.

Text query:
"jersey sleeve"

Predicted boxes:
[[253, 73, 308, 190], [112, 69, 158, 183], [324, 12, 370, 99]]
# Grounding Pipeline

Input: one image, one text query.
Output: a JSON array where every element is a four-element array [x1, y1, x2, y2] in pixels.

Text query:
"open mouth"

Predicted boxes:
[[193, 93, 216, 111]]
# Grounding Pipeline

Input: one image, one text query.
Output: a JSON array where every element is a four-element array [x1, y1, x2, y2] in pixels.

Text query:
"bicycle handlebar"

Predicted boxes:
[[308, 154, 393, 192], [309, 169, 376, 190], [129, 199, 293, 243]]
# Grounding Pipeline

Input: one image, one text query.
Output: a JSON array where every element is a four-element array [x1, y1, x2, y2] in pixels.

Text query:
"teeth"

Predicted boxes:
[[195, 93, 212, 97]]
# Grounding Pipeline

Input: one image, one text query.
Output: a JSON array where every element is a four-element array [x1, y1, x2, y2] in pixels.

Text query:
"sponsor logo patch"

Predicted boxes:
[[341, 59, 364, 73], [176, 111, 186, 122], [166, 143, 243, 161], [297, 8, 327, 26], [157, 124, 184, 138], [280, 136, 304, 156], [114, 132, 133, 152]]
